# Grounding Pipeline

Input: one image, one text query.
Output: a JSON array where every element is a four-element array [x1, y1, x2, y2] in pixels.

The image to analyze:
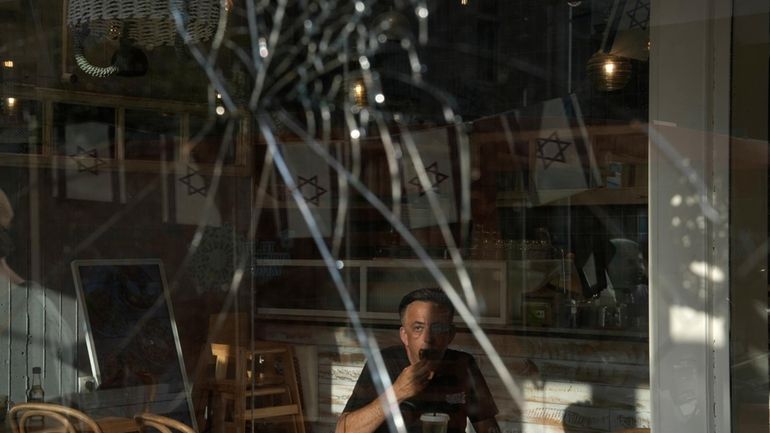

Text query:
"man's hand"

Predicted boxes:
[[391, 359, 436, 402], [335, 360, 438, 433]]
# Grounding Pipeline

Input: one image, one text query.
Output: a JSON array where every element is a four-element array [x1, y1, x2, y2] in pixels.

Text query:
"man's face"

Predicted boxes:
[[399, 301, 455, 365]]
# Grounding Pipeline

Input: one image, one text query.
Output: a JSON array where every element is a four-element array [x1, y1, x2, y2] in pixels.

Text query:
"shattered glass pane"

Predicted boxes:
[[7, 0, 765, 432]]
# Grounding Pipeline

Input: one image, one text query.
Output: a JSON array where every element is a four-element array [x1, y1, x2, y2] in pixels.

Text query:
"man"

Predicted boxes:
[[337, 288, 500, 433]]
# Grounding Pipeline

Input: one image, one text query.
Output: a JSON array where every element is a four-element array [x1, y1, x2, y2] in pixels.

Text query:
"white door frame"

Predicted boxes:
[[649, 1, 732, 432]]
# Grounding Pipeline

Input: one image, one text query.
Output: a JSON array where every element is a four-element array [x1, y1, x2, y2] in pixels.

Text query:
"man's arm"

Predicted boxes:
[[335, 360, 435, 433], [335, 394, 388, 433], [472, 418, 501, 433]]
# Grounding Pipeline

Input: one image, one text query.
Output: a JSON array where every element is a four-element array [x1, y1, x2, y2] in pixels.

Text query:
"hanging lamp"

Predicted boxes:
[[66, 0, 230, 78]]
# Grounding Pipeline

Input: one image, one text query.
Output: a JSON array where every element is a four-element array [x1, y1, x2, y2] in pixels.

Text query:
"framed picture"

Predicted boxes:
[[71, 259, 195, 427]]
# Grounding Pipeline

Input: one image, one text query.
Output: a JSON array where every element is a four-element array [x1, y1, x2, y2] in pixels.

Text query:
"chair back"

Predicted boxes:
[[134, 413, 196, 433], [9, 403, 103, 433]]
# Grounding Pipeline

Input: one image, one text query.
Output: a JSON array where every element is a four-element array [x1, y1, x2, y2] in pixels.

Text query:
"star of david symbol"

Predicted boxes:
[[536, 131, 572, 169], [626, 0, 650, 30], [296, 175, 327, 206], [69, 146, 105, 175], [178, 165, 209, 196], [408, 161, 449, 196]]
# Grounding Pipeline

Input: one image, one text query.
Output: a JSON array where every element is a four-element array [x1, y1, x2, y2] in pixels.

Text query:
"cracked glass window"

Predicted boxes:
[[3, 1, 766, 433]]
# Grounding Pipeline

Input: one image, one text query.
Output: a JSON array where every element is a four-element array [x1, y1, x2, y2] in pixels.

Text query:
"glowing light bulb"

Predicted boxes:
[[259, 38, 269, 58], [7, 97, 16, 108], [215, 105, 225, 116], [354, 83, 365, 98], [587, 51, 631, 91], [352, 80, 367, 106], [3, 60, 13, 68]]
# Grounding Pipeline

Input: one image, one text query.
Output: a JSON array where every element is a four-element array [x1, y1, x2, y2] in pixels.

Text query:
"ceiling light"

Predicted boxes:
[[587, 51, 632, 92]]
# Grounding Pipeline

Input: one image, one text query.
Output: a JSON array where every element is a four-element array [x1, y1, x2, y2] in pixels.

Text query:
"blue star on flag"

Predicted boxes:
[[69, 146, 106, 175], [296, 175, 327, 206], [409, 161, 449, 196], [626, 0, 650, 30], [178, 165, 208, 196], [536, 131, 572, 169]]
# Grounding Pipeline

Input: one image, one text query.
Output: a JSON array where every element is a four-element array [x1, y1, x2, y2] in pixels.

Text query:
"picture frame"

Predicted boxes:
[[71, 259, 195, 427]]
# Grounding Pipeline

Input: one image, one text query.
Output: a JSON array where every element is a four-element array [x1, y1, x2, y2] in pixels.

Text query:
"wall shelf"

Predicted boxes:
[[254, 258, 509, 324]]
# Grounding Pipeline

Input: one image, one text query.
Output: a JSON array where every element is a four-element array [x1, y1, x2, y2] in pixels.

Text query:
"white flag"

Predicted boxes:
[[401, 128, 457, 229], [279, 142, 332, 238], [602, 0, 650, 61], [62, 122, 116, 202], [518, 94, 602, 205], [172, 159, 221, 226]]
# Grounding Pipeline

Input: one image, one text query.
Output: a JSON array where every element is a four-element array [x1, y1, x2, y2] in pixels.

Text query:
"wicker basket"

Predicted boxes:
[[68, 0, 224, 49]]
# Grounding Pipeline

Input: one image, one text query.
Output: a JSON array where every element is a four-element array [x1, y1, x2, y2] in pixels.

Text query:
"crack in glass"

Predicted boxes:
[[168, 0, 526, 429]]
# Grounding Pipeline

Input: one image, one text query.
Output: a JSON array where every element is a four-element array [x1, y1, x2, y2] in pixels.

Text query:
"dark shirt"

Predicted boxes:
[[343, 346, 498, 433]]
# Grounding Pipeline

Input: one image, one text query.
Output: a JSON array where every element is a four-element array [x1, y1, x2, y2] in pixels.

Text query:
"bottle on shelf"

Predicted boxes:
[[27, 367, 45, 403]]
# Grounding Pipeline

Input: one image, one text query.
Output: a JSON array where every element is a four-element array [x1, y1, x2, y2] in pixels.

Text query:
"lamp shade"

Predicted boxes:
[[67, 0, 224, 50], [66, 0, 228, 78], [586, 51, 632, 92]]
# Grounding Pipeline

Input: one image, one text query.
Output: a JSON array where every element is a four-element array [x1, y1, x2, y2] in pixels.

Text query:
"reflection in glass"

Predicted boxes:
[[0, 0, 705, 431], [0, 98, 42, 154]]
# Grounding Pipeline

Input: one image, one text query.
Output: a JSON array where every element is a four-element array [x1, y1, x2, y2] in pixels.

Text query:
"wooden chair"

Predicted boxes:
[[202, 341, 306, 433], [134, 413, 196, 433], [9, 403, 104, 433]]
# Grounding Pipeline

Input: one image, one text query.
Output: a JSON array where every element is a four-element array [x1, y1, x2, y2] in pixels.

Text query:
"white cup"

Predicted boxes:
[[420, 412, 449, 433]]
